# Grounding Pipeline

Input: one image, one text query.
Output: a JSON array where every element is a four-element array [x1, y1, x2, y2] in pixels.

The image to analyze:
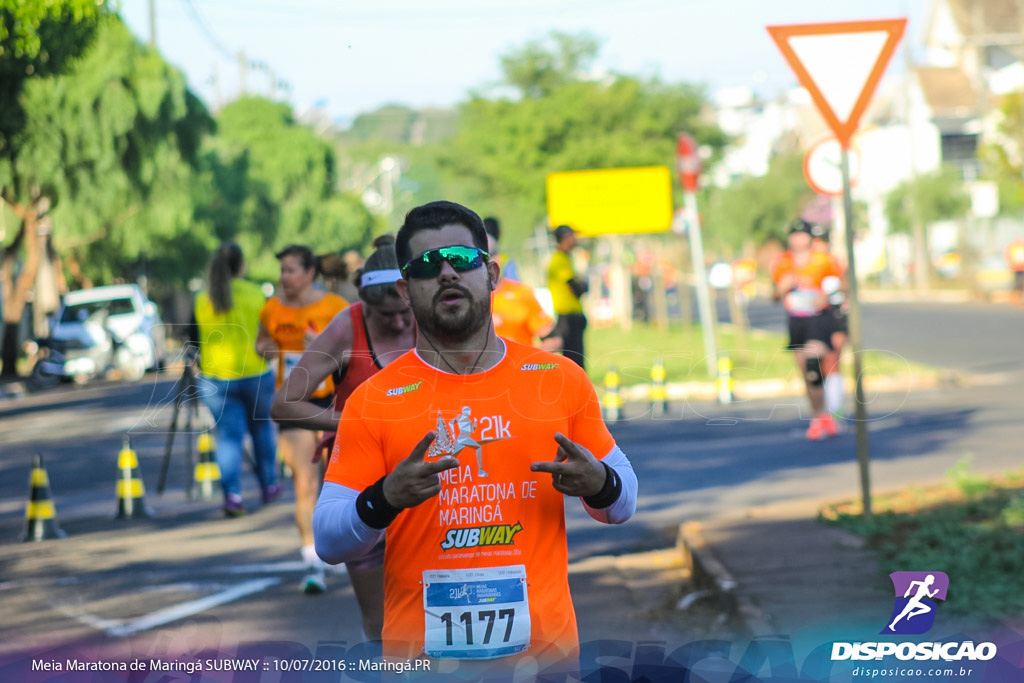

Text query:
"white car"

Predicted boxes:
[[52, 284, 166, 373]]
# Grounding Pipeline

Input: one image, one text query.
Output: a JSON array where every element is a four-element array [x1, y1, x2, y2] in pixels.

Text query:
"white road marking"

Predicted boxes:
[[51, 577, 281, 638]]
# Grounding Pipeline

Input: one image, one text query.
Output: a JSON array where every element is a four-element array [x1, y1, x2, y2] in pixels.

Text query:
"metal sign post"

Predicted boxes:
[[840, 147, 873, 520], [768, 18, 907, 520]]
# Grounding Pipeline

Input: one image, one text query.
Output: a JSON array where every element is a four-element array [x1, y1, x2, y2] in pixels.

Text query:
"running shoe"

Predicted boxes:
[[262, 483, 284, 504], [820, 413, 839, 437], [805, 416, 827, 441], [302, 567, 327, 595], [223, 494, 246, 518]]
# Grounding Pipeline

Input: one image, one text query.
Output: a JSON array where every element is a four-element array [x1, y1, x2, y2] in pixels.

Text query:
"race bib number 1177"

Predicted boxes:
[[422, 565, 530, 659]]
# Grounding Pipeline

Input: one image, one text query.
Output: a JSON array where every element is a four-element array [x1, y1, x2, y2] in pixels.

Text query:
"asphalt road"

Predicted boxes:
[[2, 298, 1022, 671]]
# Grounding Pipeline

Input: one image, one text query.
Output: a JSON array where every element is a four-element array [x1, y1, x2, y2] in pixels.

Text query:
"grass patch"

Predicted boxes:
[[584, 322, 933, 386], [822, 458, 1024, 618]]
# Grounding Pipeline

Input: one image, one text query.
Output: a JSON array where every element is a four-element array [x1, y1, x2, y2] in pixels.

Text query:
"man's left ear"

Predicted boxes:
[[488, 261, 500, 289]]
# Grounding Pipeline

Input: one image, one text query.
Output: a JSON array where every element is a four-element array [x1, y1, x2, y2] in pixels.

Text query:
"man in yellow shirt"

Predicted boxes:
[[547, 224, 588, 369]]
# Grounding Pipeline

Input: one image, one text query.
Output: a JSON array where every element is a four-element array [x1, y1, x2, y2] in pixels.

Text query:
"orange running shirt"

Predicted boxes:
[[491, 278, 554, 346], [260, 293, 348, 396], [323, 340, 615, 662], [769, 251, 843, 317]]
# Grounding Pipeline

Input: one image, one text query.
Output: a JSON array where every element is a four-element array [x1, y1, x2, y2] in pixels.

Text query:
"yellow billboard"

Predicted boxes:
[[546, 166, 674, 236]]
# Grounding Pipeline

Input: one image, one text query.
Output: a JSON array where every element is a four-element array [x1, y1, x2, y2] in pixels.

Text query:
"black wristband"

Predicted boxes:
[[582, 462, 622, 510], [356, 476, 403, 529]]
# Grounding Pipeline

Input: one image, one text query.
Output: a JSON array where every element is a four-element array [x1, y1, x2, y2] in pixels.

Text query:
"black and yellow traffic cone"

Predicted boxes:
[[602, 365, 624, 423], [193, 429, 221, 500], [650, 355, 669, 417], [116, 434, 153, 519], [716, 354, 735, 404], [23, 454, 66, 542]]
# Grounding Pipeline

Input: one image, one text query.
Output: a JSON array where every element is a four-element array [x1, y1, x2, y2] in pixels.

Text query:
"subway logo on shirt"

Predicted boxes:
[[440, 522, 524, 551]]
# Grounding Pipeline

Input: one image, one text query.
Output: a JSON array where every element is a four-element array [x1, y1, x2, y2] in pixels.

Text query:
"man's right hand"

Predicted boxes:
[[382, 432, 459, 509]]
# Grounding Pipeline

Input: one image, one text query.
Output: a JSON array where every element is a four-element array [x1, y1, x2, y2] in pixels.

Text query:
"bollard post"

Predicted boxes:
[[602, 366, 624, 422], [716, 354, 735, 404]]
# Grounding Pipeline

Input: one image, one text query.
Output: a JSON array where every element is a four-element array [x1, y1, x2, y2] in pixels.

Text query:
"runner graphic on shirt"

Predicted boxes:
[[427, 406, 511, 477]]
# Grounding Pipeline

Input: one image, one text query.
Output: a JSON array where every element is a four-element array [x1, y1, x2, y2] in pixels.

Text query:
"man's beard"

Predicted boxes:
[[413, 284, 490, 343]]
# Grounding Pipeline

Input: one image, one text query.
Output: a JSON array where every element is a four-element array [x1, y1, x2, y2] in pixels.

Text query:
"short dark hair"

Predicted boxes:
[[787, 218, 814, 236], [396, 201, 488, 266], [275, 244, 318, 272], [553, 224, 575, 243]]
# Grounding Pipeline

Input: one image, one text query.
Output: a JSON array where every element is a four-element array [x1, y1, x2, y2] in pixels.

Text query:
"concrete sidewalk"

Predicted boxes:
[[677, 498, 894, 641]]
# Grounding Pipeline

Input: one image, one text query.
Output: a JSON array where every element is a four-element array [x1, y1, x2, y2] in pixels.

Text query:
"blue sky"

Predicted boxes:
[[121, 0, 933, 121]]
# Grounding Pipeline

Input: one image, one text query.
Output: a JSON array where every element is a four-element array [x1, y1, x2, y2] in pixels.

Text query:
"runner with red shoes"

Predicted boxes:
[[770, 218, 845, 440]]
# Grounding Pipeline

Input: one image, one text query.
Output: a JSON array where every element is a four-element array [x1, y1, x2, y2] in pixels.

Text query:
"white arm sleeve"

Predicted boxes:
[[313, 482, 386, 564], [582, 445, 637, 524]]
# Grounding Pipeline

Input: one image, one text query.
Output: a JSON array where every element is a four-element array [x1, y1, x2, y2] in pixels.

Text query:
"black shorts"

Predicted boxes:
[[786, 312, 834, 351], [277, 394, 334, 432]]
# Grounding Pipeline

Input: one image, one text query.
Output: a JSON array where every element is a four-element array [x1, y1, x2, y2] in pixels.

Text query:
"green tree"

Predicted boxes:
[[499, 31, 601, 99], [980, 93, 1024, 216], [884, 166, 969, 234], [1, 0, 108, 377], [0, 0, 106, 147], [702, 152, 814, 253], [884, 166, 969, 289], [442, 32, 726, 252], [1, 12, 218, 376], [39, 18, 215, 288], [213, 97, 377, 281]]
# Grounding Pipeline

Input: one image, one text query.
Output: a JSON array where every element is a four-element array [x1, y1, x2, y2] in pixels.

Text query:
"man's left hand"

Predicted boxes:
[[530, 433, 606, 497]]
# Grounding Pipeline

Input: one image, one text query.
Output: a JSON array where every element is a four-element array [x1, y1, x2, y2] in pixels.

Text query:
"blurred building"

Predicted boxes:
[[709, 0, 1024, 289]]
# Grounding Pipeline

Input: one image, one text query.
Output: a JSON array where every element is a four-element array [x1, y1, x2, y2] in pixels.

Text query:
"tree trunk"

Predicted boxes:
[[912, 218, 930, 292], [1, 199, 44, 378]]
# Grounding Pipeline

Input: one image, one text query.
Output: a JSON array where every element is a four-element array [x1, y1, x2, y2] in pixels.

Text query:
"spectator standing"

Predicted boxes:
[[191, 242, 279, 517], [547, 224, 588, 369]]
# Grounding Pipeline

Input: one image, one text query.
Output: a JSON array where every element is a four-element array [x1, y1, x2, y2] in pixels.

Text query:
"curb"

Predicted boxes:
[[676, 522, 776, 638]]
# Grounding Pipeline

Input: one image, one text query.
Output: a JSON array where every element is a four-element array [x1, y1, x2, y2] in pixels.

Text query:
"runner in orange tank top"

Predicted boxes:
[[271, 235, 415, 640], [257, 245, 348, 595], [484, 216, 561, 350], [314, 201, 636, 677]]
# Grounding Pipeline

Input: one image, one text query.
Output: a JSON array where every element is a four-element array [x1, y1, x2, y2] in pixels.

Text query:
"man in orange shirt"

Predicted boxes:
[[483, 216, 560, 351], [770, 219, 844, 440], [314, 201, 637, 676]]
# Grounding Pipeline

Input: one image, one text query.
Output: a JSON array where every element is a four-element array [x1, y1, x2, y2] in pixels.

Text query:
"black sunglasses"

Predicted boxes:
[[402, 246, 490, 279]]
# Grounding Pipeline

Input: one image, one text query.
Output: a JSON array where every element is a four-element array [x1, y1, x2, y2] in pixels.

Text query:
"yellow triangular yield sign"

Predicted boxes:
[[767, 19, 907, 148]]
